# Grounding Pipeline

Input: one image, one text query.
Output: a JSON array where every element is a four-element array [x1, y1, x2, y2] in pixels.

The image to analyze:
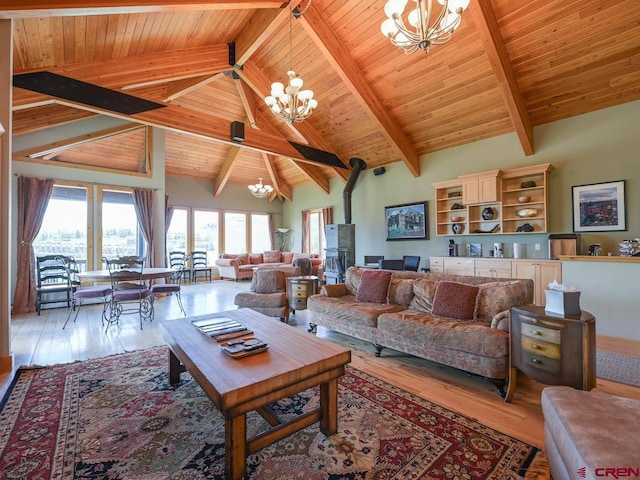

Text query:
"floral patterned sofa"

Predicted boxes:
[[215, 251, 322, 281], [307, 266, 533, 395]]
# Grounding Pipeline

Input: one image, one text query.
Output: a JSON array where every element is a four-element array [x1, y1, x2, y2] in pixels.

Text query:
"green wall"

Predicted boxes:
[[284, 100, 640, 268]]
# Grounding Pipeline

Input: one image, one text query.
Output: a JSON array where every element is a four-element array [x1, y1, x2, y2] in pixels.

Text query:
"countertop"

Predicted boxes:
[[558, 255, 640, 263]]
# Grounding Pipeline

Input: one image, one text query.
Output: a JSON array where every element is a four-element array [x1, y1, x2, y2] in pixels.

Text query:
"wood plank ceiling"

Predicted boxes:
[[5, 0, 640, 202]]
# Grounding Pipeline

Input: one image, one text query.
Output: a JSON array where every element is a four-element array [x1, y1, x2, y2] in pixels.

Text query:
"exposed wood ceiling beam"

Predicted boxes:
[[233, 6, 291, 66], [12, 104, 98, 136], [291, 159, 330, 195], [214, 145, 242, 197], [164, 73, 225, 102], [13, 123, 144, 159], [297, 1, 421, 178], [233, 75, 258, 129], [262, 152, 293, 202], [0, 1, 283, 19], [468, 0, 534, 156]]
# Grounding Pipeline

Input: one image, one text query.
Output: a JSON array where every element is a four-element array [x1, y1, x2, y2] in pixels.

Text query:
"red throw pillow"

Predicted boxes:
[[431, 281, 479, 320], [355, 270, 393, 304]]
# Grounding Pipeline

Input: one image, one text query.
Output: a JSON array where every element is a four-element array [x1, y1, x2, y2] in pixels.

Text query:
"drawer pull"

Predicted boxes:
[[532, 344, 540, 350], [532, 330, 541, 336], [531, 358, 541, 364]]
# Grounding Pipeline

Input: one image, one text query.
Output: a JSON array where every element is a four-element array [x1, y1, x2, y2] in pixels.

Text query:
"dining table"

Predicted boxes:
[[78, 267, 177, 283]]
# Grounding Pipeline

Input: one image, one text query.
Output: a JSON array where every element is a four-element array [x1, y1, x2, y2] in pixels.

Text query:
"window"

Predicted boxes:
[[224, 212, 247, 253], [33, 184, 89, 271], [100, 188, 144, 260], [193, 210, 219, 260], [308, 211, 325, 257], [251, 213, 271, 253], [166, 208, 188, 256]]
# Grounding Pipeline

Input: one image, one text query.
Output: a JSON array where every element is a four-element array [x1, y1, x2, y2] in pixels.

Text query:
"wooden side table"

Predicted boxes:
[[505, 305, 596, 403], [287, 275, 319, 315]]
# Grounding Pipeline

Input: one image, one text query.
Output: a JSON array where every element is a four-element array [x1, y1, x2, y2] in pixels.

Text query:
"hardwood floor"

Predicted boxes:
[[2, 280, 639, 451]]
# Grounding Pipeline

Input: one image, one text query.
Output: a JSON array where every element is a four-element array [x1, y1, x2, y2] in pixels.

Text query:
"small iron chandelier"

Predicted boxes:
[[381, 0, 470, 55], [264, 2, 318, 123], [248, 178, 273, 198]]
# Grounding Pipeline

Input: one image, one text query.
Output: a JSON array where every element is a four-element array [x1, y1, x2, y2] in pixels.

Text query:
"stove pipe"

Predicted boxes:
[[343, 157, 367, 224]]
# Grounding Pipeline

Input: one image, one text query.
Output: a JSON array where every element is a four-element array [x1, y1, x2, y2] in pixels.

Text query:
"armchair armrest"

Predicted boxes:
[[491, 310, 510, 332], [215, 258, 239, 268], [320, 284, 348, 297]]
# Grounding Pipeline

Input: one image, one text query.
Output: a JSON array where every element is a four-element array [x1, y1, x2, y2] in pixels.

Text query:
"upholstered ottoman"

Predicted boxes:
[[541, 386, 640, 480]]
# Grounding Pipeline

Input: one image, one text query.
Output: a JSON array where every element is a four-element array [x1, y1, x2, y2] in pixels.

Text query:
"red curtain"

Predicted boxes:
[[12, 177, 54, 314]]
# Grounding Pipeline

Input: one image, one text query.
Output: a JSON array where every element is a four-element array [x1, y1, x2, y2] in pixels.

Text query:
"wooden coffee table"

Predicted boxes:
[[161, 308, 351, 480]]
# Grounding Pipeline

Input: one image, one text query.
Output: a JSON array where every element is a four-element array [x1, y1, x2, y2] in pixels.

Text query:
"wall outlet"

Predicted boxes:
[[535, 243, 541, 251]]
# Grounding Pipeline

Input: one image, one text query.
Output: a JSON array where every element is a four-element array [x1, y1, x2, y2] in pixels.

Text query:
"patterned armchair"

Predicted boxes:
[[234, 266, 300, 322]]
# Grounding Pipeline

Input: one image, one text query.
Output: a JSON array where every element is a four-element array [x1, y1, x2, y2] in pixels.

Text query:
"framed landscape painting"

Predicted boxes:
[[385, 201, 428, 241], [572, 180, 626, 232]]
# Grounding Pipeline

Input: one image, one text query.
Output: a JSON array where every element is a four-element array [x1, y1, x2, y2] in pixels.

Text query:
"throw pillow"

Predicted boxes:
[[263, 250, 282, 263], [236, 253, 249, 265], [408, 278, 439, 313], [249, 253, 263, 264], [253, 269, 286, 293], [281, 251, 295, 263], [431, 281, 480, 320], [355, 270, 393, 304]]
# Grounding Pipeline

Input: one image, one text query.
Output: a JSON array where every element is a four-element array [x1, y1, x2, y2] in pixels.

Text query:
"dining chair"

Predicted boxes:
[[190, 251, 212, 283], [151, 255, 187, 316], [168, 251, 190, 283], [402, 255, 421, 272], [35, 255, 76, 315], [103, 256, 154, 330], [62, 257, 112, 329], [378, 259, 404, 270]]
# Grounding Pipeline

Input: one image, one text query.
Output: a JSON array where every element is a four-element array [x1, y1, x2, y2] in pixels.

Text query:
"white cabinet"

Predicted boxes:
[[429, 256, 444, 273], [512, 260, 562, 305]]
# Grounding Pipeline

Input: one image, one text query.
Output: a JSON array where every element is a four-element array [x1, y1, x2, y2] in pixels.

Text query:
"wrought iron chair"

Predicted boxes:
[[35, 254, 76, 315], [151, 255, 187, 316], [402, 255, 421, 272], [62, 257, 112, 329], [103, 256, 154, 330], [190, 250, 212, 283]]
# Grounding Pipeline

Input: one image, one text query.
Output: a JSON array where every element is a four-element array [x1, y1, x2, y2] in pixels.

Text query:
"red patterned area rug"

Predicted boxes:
[[0, 347, 547, 479]]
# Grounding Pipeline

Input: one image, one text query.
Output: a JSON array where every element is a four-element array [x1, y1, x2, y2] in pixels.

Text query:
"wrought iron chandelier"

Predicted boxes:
[[248, 178, 273, 198], [381, 0, 470, 55], [264, 2, 317, 123]]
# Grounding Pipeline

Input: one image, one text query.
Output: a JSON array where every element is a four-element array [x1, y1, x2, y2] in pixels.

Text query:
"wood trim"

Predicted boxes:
[[214, 146, 242, 197], [559, 255, 640, 263]]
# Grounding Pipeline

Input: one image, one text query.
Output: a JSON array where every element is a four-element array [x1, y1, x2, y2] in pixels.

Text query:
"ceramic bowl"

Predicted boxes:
[[516, 208, 538, 217], [517, 196, 531, 203], [450, 216, 464, 222]]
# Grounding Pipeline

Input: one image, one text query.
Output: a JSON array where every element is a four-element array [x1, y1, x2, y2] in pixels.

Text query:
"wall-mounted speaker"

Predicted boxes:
[[231, 121, 244, 142], [373, 166, 386, 176]]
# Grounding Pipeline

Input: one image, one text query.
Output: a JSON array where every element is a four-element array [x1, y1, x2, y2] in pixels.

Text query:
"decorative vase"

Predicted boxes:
[[482, 207, 493, 220], [452, 223, 463, 235]]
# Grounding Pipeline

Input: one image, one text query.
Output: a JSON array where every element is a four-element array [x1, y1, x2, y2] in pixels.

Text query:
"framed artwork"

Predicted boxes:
[[572, 180, 626, 232], [469, 243, 482, 257], [385, 201, 428, 241]]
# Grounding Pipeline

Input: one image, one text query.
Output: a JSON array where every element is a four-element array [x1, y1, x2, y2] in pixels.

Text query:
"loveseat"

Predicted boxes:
[[215, 251, 322, 281], [307, 266, 534, 395]]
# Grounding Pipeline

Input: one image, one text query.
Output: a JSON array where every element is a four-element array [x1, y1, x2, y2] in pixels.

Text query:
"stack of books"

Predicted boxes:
[[192, 317, 252, 342]]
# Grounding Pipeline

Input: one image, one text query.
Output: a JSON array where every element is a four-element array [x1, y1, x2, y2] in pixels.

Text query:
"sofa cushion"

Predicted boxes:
[[356, 270, 393, 304], [249, 253, 263, 264], [236, 253, 250, 265], [345, 267, 363, 296], [409, 278, 439, 313], [387, 278, 415, 307], [431, 281, 479, 320], [281, 251, 295, 263], [307, 294, 404, 329], [263, 250, 282, 263], [476, 281, 529, 322], [251, 269, 286, 293]]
